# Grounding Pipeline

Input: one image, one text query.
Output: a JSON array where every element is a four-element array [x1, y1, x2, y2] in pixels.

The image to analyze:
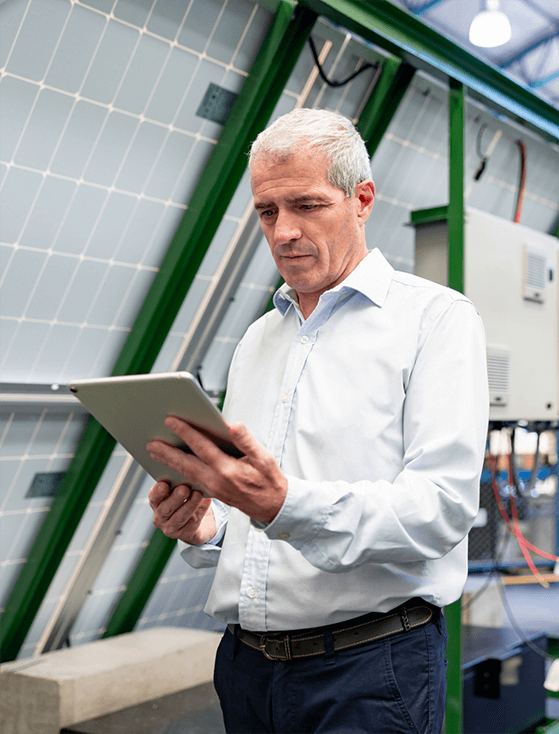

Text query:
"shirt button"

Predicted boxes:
[[248, 588, 258, 599], [277, 532, 290, 540], [300, 335, 309, 344], [282, 394, 289, 403]]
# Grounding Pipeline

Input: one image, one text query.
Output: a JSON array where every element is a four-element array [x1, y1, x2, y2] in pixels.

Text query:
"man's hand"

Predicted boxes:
[[148, 481, 217, 546], [147, 416, 288, 525]]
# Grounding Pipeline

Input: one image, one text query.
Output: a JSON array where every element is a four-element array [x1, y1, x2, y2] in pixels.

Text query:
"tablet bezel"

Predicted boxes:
[[67, 371, 241, 493]]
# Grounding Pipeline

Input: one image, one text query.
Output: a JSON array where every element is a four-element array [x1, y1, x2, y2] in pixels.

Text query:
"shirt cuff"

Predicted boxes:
[[178, 534, 223, 568], [177, 500, 229, 568], [260, 475, 335, 548]]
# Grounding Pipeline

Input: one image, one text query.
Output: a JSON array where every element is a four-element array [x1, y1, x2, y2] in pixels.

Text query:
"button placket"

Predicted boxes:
[[274, 331, 315, 462], [238, 526, 270, 630]]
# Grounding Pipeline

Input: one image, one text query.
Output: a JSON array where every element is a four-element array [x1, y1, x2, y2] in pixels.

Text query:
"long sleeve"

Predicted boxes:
[[179, 499, 230, 568], [262, 299, 489, 571]]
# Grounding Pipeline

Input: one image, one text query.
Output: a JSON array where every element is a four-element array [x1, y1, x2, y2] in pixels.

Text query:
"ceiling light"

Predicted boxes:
[[469, 0, 512, 48]]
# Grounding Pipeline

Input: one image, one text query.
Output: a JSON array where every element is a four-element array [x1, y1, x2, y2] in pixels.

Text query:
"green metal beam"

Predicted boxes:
[[410, 205, 449, 226], [298, 0, 559, 143], [447, 78, 465, 294], [445, 78, 465, 734], [445, 599, 463, 733], [99, 6, 318, 640], [0, 0, 318, 662], [356, 55, 416, 156]]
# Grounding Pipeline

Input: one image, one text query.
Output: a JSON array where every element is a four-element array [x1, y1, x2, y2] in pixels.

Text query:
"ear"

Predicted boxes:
[[354, 180, 375, 224]]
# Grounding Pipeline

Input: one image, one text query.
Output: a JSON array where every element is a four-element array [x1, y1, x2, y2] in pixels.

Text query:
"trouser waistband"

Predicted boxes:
[[229, 597, 439, 661]]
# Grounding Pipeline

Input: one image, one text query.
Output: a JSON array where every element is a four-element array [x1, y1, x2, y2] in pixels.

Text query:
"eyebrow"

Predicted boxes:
[[254, 194, 331, 210]]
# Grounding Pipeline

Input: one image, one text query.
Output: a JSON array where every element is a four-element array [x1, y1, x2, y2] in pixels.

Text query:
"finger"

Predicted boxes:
[[152, 483, 190, 519], [148, 480, 172, 508], [147, 438, 202, 483], [164, 416, 232, 466], [159, 491, 211, 535], [148, 438, 218, 499], [153, 492, 211, 537], [188, 494, 212, 523]]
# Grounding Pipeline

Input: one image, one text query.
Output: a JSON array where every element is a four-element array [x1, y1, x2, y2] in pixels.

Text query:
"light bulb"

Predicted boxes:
[[469, 0, 512, 48]]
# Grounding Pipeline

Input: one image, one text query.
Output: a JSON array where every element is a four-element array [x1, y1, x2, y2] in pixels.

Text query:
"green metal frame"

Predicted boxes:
[[2, 2, 556, 709], [356, 55, 416, 154], [447, 78, 465, 295], [98, 8, 320, 639], [298, 0, 559, 143], [0, 0, 318, 662], [411, 80, 466, 733], [403, 81, 467, 733], [410, 205, 448, 226], [445, 79, 466, 734]]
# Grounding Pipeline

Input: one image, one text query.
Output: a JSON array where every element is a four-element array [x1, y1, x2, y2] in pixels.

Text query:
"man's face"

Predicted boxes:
[[251, 148, 375, 316]]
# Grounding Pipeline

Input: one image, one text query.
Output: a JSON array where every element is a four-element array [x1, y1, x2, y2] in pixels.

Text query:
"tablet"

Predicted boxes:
[[67, 371, 242, 493]]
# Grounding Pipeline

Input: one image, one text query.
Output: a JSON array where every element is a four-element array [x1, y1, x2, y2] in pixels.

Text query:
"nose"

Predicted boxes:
[[274, 208, 302, 244]]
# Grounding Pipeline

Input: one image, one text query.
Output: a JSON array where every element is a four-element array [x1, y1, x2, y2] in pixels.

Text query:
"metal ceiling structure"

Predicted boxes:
[[393, 0, 559, 109]]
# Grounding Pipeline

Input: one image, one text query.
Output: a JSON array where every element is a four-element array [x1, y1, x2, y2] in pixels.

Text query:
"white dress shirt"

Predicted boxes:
[[180, 248, 489, 632]]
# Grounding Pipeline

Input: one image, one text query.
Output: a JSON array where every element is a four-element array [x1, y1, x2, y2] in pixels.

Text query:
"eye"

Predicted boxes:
[[300, 204, 315, 211], [259, 209, 275, 219]]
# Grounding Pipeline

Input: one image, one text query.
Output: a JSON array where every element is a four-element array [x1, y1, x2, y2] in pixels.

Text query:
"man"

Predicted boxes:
[[148, 108, 489, 733]]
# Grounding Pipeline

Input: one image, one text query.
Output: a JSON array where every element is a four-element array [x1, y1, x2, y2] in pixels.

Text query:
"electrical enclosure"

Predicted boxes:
[[413, 207, 559, 422]]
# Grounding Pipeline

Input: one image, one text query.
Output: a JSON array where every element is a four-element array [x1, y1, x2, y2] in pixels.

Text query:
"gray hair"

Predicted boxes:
[[248, 108, 372, 197]]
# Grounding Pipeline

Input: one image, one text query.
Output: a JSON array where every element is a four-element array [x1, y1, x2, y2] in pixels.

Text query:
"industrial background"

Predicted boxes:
[[0, 0, 558, 733]]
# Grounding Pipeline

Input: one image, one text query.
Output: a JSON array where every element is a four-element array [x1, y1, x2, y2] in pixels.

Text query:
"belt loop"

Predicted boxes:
[[231, 624, 240, 660], [323, 628, 336, 666], [283, 634, 292, 661], [400, 605, 411, 633]]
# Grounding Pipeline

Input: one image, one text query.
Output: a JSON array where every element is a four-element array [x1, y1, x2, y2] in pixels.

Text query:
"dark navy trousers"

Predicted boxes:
[[213, 612, 448, 734]]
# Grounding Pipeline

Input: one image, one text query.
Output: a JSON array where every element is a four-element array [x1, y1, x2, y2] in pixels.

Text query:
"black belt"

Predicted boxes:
[[230, 598, 438, 661]]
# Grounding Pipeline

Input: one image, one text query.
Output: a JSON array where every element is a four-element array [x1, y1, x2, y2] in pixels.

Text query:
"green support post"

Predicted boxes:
[[447, 78, 465, 294], [0, 0, 318, 662], [99, 6, 318, 640], [445, 77, 466, 734], [356, 56, 415, 157]]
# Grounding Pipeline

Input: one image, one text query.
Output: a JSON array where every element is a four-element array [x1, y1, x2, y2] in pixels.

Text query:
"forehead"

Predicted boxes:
[[251, 148, 337, 201]]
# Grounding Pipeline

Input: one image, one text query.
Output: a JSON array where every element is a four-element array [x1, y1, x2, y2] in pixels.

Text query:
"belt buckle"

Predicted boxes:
[[259, 633, 290, 661]]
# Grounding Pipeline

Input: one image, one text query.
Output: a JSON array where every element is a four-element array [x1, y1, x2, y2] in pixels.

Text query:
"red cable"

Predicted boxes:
[[509, 493, 549, 586], [488, 452, 558, 564], [514, 140, 526, 224]]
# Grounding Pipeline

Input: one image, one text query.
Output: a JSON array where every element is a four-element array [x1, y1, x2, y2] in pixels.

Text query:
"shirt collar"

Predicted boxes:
[[272, 248, 394, 316]]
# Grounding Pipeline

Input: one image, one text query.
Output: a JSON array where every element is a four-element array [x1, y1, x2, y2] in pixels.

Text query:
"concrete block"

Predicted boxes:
[[0, 627, 221, 734]]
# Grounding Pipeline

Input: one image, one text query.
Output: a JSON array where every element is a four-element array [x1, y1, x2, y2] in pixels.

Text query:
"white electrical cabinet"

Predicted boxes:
[[413, 207, 559, 422]]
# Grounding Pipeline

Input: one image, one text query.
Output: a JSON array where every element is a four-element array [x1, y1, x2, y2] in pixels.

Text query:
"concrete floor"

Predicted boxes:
[[61, 581, 558, 734]]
